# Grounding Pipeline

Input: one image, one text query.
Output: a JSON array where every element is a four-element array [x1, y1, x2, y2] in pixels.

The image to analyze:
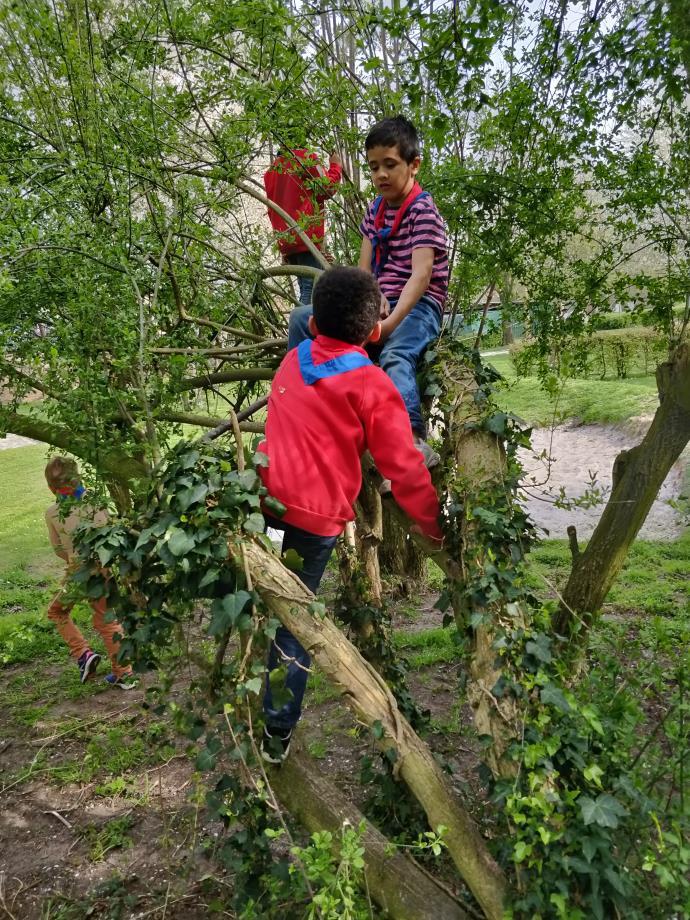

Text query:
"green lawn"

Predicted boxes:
[[0, 444, 61, 575], [486, 353, 659, 427]]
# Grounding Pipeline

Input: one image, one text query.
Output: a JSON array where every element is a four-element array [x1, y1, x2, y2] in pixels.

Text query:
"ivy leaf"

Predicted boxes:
[[167, 527, 196, 557], [525, 634, 552, 663], [237, 469, 258, 491], [243, 512, 265, 534], [244, 677, 263, 695], [208, 590, 252, 636], [199, 567, 220, 589], [540, 683, 571, 713], [485, 411, 508, 435], [177, 482, 208, 511], [282, 548, 304, 571], [196, 747, 218, 771], [579, 793, 629, 829]]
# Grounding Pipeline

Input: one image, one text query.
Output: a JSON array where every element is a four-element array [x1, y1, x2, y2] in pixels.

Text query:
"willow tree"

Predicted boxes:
[[1, 1, 689, 917]]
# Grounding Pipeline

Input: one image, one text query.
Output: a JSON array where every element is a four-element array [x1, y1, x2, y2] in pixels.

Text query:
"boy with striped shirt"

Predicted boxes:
[[288, 116, 448, 465]]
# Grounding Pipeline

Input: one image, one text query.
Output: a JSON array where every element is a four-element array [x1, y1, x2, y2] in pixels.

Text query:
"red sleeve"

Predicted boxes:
[[302, 152, 341, 202], [361, 369, 442, 540]]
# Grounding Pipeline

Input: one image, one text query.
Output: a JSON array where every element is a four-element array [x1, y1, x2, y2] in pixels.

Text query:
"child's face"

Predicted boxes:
[[366, 144, 420, 206]]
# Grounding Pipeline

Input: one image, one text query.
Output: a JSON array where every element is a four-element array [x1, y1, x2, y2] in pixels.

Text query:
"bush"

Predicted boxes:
[[590, 311, 634, 330], [511, 326, 669, 379]]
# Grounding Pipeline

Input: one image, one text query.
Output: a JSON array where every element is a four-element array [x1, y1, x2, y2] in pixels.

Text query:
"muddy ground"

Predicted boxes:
[[0, 594, 482, 919]]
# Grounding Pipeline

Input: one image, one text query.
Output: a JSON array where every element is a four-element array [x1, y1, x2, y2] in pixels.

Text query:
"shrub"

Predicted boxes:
[[511, 326, 670, 379], [590, 311, 634, 330]]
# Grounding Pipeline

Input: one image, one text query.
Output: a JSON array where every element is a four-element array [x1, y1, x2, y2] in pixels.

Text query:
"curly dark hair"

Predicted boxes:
[[312, 267, 380, 344], [364, 115, 419, 163]]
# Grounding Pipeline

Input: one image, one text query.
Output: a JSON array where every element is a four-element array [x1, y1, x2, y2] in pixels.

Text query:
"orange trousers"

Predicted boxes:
[[47, 592, 131, 679]]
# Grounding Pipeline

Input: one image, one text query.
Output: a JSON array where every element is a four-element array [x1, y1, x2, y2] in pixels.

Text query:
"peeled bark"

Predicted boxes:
[[555, 344, 690, 636], [237, 537, 508, 920], [271, 747, 470, 920]]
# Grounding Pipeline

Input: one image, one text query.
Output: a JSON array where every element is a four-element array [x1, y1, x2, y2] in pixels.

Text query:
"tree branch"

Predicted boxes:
[[0, 410, 149, 483]]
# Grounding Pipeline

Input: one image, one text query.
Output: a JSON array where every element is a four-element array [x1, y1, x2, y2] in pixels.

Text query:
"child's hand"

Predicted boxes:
[[379, 293, 391, 319]]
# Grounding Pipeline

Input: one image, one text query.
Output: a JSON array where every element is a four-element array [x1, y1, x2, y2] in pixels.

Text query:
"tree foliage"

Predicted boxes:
[[1, 1, 690, 917]]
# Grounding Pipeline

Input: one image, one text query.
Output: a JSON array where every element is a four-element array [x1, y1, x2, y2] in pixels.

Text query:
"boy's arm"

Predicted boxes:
[[379, 246, 434, 340], [45, 511, 70, 562], [362, 372, 443, 542], [358, 236, 373, 272], [358, 237, 391, 318], [310, 153, 342, 202]]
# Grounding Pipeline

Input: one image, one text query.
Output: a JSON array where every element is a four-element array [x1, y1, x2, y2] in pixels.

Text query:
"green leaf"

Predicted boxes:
[[579, 793, 629, 829], [540, 683, 571, 713], [243, 512, 265, 533], [244, 677, 263, 695], [177, 482, 208, 511], [199, 567, 220, 589], [486, 411, 508, 434], [208, 591, 252, 636], [282, 548, 303, 571], [196, 747, 217, 771], [167, 527, 196, 557]]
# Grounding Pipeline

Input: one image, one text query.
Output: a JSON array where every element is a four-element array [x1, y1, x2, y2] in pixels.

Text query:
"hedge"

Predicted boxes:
[[510, 326, 670, 380]]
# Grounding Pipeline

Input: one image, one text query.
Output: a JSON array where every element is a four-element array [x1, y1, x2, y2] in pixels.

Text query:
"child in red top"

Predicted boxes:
[[258, 266, 442, 763], [263, 146, 342, 305]]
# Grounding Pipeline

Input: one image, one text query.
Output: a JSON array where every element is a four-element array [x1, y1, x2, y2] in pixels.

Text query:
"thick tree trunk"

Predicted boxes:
[[555, 344, 690, 636], [237, 538, 508, 920], [380, 499, 426, 594], [444, 357, 524, 778], [271, 747, 470, 920]]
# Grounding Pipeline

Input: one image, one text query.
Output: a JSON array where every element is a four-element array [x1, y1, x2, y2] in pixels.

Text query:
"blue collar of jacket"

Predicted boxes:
[[297, 338, 372, 385]]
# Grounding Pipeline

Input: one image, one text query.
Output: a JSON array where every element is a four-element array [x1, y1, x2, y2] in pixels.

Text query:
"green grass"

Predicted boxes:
[[0, 444, 61, 575], [526, 532, 690, 617], [486, 353, 659, 426]]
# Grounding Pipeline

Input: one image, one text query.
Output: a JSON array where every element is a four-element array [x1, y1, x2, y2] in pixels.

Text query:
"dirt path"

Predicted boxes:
[[0, 433, 37, 450], [519, 422, 687, 540]]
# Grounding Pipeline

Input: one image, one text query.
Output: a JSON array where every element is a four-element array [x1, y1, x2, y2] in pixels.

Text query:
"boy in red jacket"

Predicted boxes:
[[258, 266, 443, 763]]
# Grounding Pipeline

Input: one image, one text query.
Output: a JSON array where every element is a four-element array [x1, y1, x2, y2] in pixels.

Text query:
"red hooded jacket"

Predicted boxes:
[[263, 150, 342, 255], [258, 336, 442, 540]]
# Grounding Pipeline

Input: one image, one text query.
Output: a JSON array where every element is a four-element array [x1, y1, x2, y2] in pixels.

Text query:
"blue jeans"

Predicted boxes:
[[285, 251, 322, 306], [262, 515, 337, 732], [287, 295, 442, 436]]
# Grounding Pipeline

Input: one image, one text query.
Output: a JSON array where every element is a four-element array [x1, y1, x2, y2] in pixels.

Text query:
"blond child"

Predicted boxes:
[[44, 457, 135, 689]]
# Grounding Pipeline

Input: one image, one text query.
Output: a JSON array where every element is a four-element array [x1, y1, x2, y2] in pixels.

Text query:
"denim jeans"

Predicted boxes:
[[286, 295, 442, 436], [262, 515, 338, 732], [285, 251, 322, 306]]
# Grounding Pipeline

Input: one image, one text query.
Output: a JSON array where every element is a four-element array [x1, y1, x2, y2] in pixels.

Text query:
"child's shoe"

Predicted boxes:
[[78, 650, 101, 683], [104, 673, 137, 690], [414, 437, 441, 469], [260, 726, 292, 764]]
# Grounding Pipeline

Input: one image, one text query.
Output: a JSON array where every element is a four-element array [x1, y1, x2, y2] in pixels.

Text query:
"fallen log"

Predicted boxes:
[[236, 537, 508, 920], [271, 746, 471, 920]]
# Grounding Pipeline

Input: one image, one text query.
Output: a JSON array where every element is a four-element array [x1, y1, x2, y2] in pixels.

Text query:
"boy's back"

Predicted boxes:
[[259, 334, 440, 540], [45, 499, 108, 564]]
